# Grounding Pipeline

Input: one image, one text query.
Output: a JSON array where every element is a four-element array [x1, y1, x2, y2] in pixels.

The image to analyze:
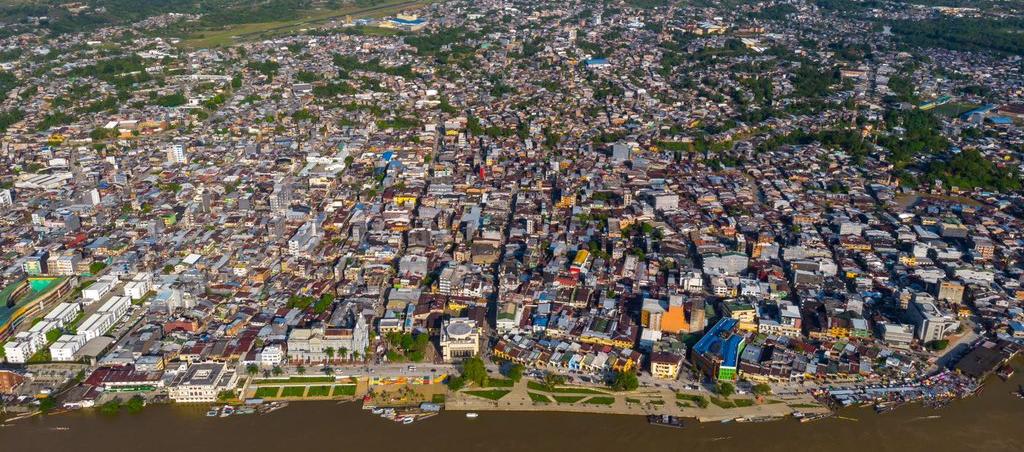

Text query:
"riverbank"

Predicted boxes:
[[2, 364, 1023, 452], [443, 378, 830, 423]]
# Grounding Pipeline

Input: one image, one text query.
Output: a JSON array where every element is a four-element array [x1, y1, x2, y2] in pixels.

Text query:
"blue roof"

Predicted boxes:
[[390, 18, 425, 25], [988, 116, 1013, 125], [693, 318, 742, 366], [960, 104, 996, 121], [585, 58, 609, 66]]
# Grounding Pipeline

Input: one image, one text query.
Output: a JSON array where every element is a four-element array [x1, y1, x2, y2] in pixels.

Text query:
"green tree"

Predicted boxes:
[[125, 395, 145, 413], [325, 347, 335, 362], [717, 381, 735, 398], [752, 383, 772, 396], [612, 370, 639, 391], [462, 356, 488, 387], [246, 363, 259, 376], [542, 372, 565, 391], [38, 397, 57, 414], [507, 364, 524, 383], [296, 365, 306, 375]]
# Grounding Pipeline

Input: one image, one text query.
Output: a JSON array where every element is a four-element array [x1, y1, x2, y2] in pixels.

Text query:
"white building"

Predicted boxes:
[[78, 312, 115, 341], [259, 344, 283, 367], [3, 332, 42, 363], [168, 362, 237, 403], [440, 317, 480, 363], [83, 275, 118, 302], [50, 334, 87, 361], [167, 144, 187, 165], [97, 296, 130, 319], [44, 302, 81, 326]]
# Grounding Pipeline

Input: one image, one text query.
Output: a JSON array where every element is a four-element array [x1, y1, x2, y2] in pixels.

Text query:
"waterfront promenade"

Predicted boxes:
[[444, 378, 830, 422]]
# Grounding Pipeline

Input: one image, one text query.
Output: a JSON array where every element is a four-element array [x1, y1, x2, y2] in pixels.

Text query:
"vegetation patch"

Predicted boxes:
[[332, 385, 357, 397], [306, 386, 331, 397], [528, 392, 552, 403], [583, 396, 616, 405], [552, 395, 586, 403], [464, 389, 511, 401], [710, 397, 736, 409], [281, 386, 306, 397], [676, 393, 709, 408], [485, 378, 515, 388], [254, 386, 281, 398]]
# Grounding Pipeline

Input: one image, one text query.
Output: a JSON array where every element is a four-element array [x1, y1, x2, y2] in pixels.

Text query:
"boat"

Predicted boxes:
[[220, 406, 235, 417], [800, 412, 834, 423], [465, 413, 479, 419], [647, 415, 685, 429], [402, 417, 415, 425], [371, 407, 384, 415], [997, 366, 1015, 381], [205, 409, 219, 417], [49, 427, 69, 431]]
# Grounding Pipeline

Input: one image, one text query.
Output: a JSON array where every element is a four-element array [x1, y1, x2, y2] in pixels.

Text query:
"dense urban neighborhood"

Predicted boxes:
[[1, 0, 1024, 431]]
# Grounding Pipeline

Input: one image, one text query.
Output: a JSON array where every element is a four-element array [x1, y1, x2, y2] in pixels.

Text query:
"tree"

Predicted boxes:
[[246, 363, 259, 376], [99, 398, 122, 416], [339, 347, 348, 361], [542, 372, 565, 391], [125, 395, 145, 413], [717, 381, 735, 398], [38, 396, 57, 414], [272, 366, 283, 377], [461, 356, 488, 387], [447, 375, 466, 391], [297, 365, 306, 375], [752, 383, 772, 396], [507, 364, 524, 383], [325, 347, 335, 363], [612, 370, 640, 391], [927, 339, 950, 351]]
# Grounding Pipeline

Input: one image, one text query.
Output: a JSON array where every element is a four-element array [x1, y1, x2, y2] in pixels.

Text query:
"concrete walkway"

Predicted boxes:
[[445, 378, 830, 422]]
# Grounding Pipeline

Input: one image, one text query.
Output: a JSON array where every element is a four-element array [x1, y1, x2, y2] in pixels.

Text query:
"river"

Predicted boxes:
[[3, 360, 1023, 452]]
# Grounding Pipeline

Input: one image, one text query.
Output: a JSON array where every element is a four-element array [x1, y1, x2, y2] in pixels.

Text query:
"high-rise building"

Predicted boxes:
[[167, 144, 187, 165]]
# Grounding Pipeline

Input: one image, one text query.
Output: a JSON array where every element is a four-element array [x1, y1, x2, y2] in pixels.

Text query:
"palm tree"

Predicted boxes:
[[297, 365, 306, 375], [351, 351, 361, 362], [339, 347, 348, 361], [325, 347, 335, 363], [246, 363, 259, 377], [272, 366, 283, 377]]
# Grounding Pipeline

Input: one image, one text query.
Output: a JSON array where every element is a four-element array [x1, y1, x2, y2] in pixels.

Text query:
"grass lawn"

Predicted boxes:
[[526, 381, 608, 394], [677, 401, 692, 408], [676, 393, 709, 408], [528, 392, 551, 403], [332, 385, 357, 396], [254, 387, 281, 398], [552, 395, 586, 404], [255, 376, 336, 384], [485, 378, 515, 388], [182, 0, 433, 47], [431, 394, 446, 403], [306, 386, 331, 397], [281, 386, 306, 397], [626, 397, 642, 404], [931, 102, 980, 118], [649, 399, 665, 405], [582, 396, 616, 405], [787, 403, 821, 409], [734, 399, 755, 408], [464, 390, 511, 401], [710, 397, 736, 409]]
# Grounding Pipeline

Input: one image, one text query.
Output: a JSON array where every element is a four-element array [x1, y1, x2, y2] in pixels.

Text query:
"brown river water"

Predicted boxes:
[[3, 360, 1023, 452]]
